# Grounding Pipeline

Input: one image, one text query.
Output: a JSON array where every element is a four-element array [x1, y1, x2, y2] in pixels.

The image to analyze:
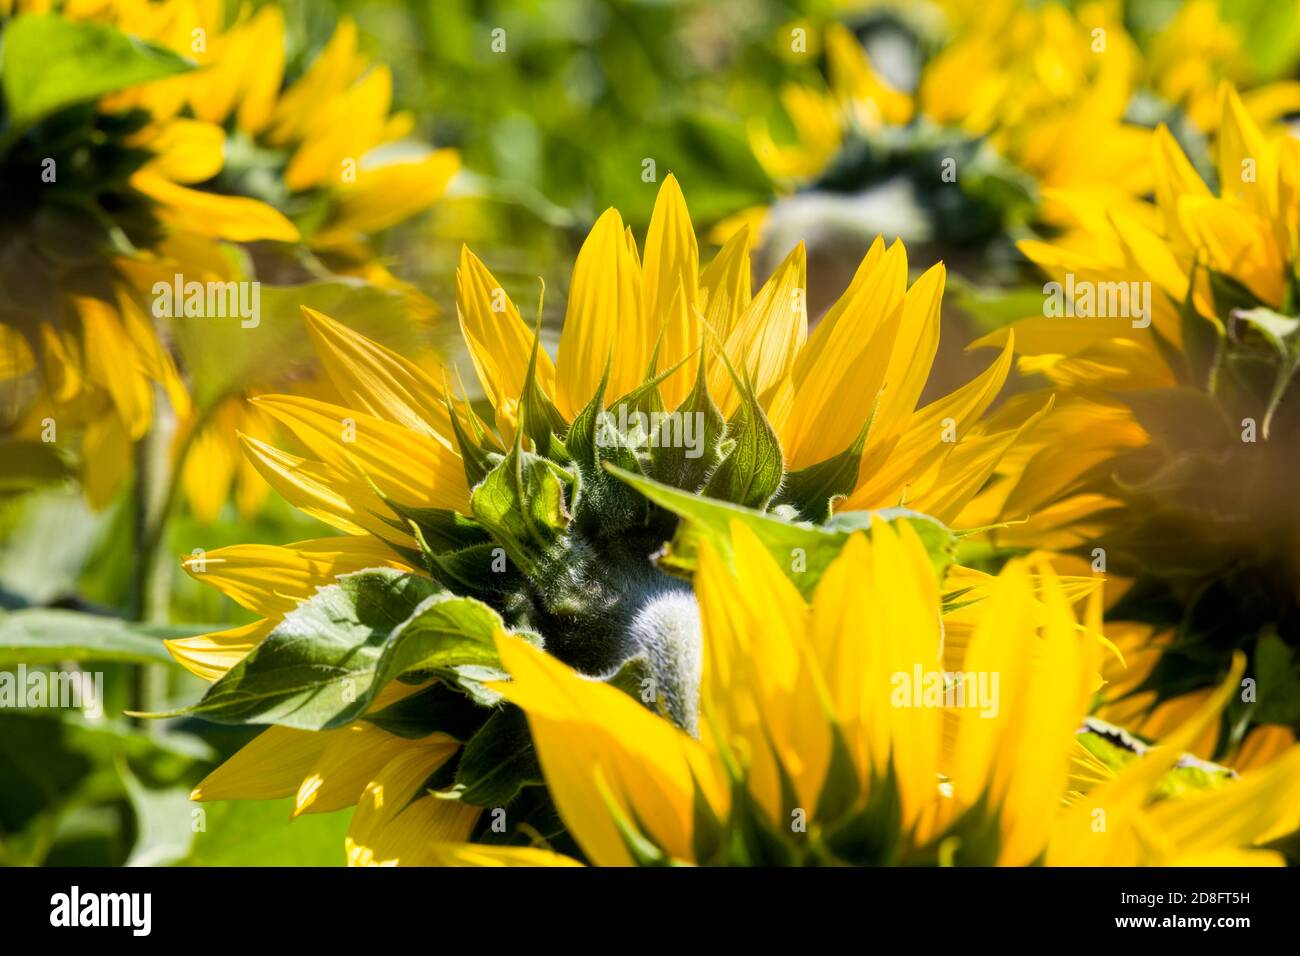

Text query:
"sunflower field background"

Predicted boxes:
[[3, 0, 1300, 870]]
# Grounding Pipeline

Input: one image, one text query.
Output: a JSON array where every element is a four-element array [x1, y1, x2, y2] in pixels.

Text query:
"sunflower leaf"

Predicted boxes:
[[1, 15, 193, 138], [154, 569, 513, 730], [608, 466, 955, 595]]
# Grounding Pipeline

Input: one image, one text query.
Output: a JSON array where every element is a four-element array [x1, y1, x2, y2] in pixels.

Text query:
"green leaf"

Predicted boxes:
[[0, 609, 201, 666], [0, 713, 210, 866], [0, 439, 72, 494], [164, 569, 510, 730], [1, 14, 193, 137], [120, 762, 197, 867], [180, 799, 351, 866], [453, 705, 543, 806], [1253, 632, 1300, 725], [607, 466, 955, 597], [701, 373, 783, 509]]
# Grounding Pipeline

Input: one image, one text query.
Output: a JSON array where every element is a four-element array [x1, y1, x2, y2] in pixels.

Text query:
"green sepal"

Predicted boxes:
[[382, 498, 491, 554], [1178, 260, 1224, 392], [470, 439, 576, 575], [818, 761, 908, 865], [564, 359, 652, 536], [425, 542, 519, 598], [1231, 306, 1300, 437], [606, 652, 656, 710], [813, 720, 862, 825], [519, 324, 570, 460], [775, 399, 876, 522], [364, 681, 490, 741], [453, 705, 544, 807], [701, 366, 784, 509], [443, 388, 501, 489], [649, 351, 726, 492], [1208, 267, 1265, 319]]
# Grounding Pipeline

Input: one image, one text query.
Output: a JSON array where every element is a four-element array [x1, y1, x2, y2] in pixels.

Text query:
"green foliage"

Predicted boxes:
[[164, 569, 516, 729], [1, 14, 192, 137], [0, 608, 202, 666]]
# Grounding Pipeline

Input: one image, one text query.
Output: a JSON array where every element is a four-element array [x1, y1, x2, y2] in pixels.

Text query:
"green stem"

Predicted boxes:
[[129, 386, 175, 730]]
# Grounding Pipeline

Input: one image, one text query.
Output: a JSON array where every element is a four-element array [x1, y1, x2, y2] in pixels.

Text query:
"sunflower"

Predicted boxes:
[[728, 2, 1152, 262], [166, 175, 1052, 862], [0, 3, 300, 506], [1142, 0, 1300, 134], [455, 520, 1300, 866], [968, 83, 1300, 749], [0, 1, 458, 521]]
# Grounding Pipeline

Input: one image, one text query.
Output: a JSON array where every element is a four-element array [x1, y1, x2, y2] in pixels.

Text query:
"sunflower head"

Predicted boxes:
[[983, 82, 1300, 735], [0, 12, 190, 330], [490, 516, 1300, 866]]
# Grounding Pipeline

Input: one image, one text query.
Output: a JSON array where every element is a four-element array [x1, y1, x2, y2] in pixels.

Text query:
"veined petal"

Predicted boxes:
[[1146, 748, 1300, 854], [555, 208, 646, 417], [323, 150, 460, 238], [781, 240, 908, 467], [138, 118, 224, 184], [1152, 122, 1211, 250], [179, 535, 407, 618], [301, 306, 453, 441], [423, 843, 584, 867], [239, 434, 413, 545], [132, 170, 300, 243], [710, 242, 807, 416], [285, 66, 392, 191], [456, 246, 555, 418], [251, 394, 470, 513], [165, 619, 275, 682], [698, 223, 752, 341], [642, 174, 699, 335], [77, 296, 151, 440], [849, 337, 1014, 509], [1216, 83, 1273, 222]]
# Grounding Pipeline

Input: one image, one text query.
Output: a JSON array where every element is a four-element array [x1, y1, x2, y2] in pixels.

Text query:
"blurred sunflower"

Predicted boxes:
[[727, 2, 1152, 268], [969, 83, 1300, 747], [461, 521, 1300, 866], [0, 3, 298, 504], [1142, 0, 1300, 134], [167, 176, 1053, 862], [0, 2, 458, 524]]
